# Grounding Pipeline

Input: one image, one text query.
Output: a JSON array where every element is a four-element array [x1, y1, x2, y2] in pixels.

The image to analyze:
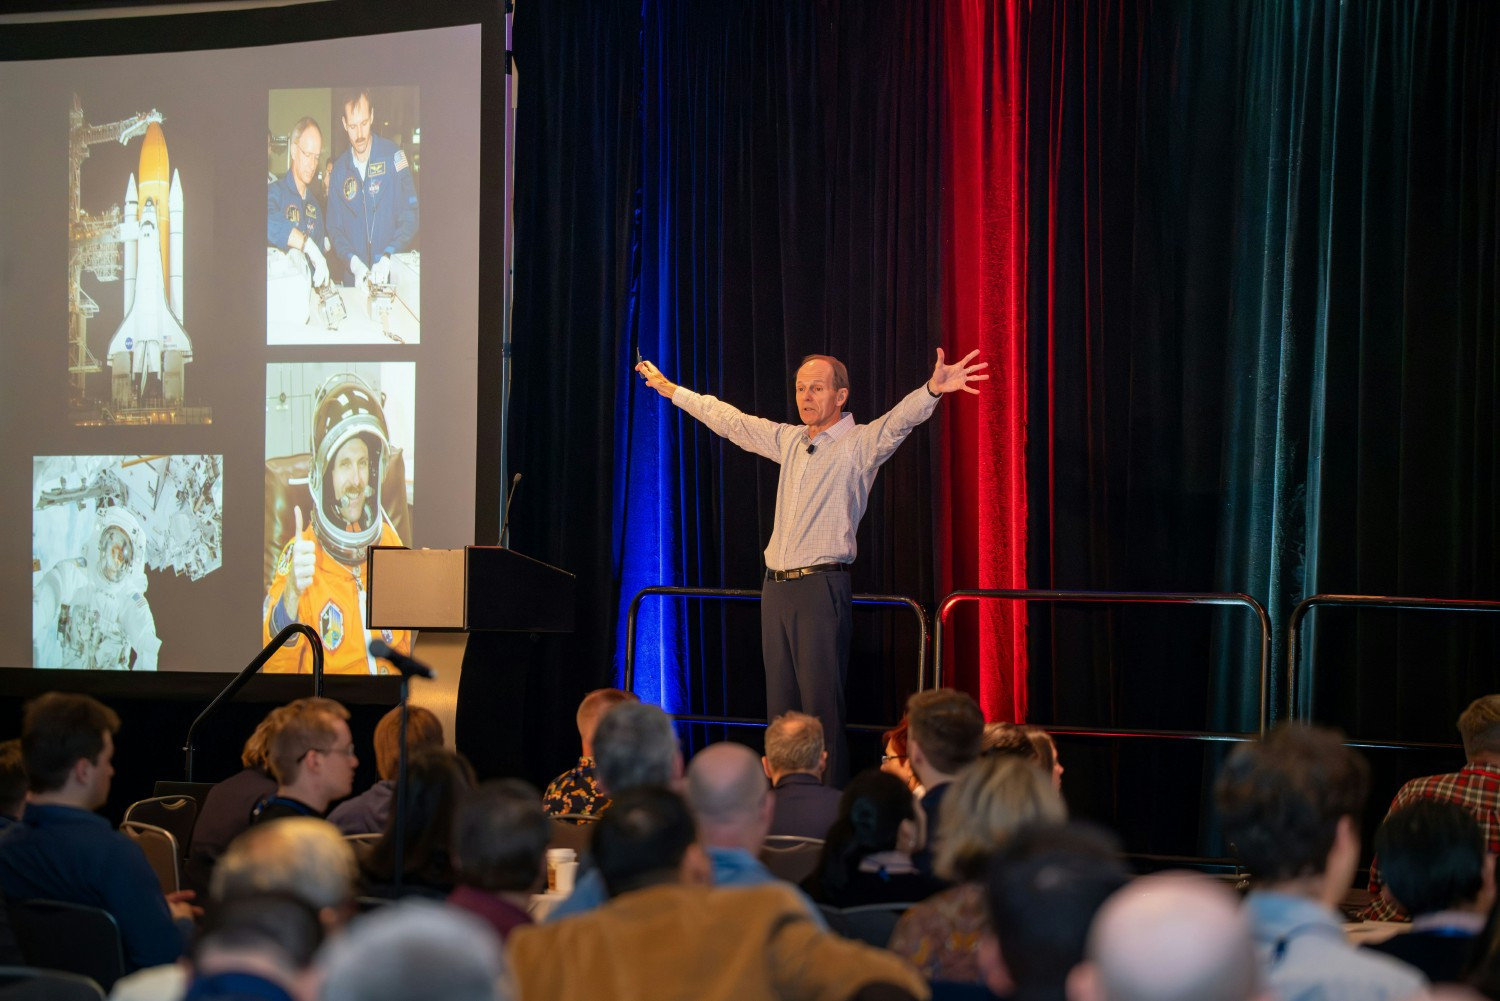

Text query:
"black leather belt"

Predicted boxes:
[[765, 563, 850, 582]]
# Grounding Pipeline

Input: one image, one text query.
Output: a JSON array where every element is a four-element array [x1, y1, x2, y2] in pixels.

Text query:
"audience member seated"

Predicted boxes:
[[545, 701, 684, 921], [507, 786, 928, 1001], [358, 747, 475, 899], [1366, 694, 1500, 922], [179, 892, 324, 1001], [1361, 801, 1491, 981], [1024, 727, 1064, 791], [0, 692, 196, 971], [977, 823, 1129, 1001], [981, 723, 1041, 762], [186, 706, 285, 895], [0, 738, 25, 828], [906, 689, 984, 874], [803, 769, 947, 909], [251, 698, 357, 823], [1066, 871, 1262, 1001], [328, 704, 444, 836], [889, 755, 1066, 985], [543, 687, 637, 821], [319, 900, 509, 1001], [112, 816, 360, 1001], [882, 716, 924, 797], [1215, 723, 1427, 1000], [448, 779, 550, 942], [764, 711, 843, 839]]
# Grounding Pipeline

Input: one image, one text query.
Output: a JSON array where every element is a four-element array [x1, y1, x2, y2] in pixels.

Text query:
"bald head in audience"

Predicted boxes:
[[1069, 872, 1263, 1001], [686, 742, 774, 854]]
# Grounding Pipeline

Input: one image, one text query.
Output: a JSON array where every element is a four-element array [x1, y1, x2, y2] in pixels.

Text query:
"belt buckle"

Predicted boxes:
[[785, 568, 802, 580]]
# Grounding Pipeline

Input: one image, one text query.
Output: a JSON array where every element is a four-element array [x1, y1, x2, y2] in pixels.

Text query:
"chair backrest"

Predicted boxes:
[[547, 815, 597, 856], [817, 901, 915, 949], [123, 795, 198, 860], [6, 901, 124, 991], [120, 821, 181, 895], [343, 833, 382, 845], [0, 966, 105, 1001], [760, 836, 825, 885]]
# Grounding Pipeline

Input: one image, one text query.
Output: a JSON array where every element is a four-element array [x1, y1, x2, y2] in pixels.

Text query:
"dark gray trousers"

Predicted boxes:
[[761, 570, 852, 786]]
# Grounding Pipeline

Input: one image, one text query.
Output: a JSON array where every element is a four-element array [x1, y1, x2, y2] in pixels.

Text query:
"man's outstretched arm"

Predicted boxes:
[[858, 348, 989, 469], [636, 358, 788, 462]]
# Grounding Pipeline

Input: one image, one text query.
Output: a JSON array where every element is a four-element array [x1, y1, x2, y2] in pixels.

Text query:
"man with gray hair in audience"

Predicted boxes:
[[319, 901, 509, 1001], [763, 711, 842, 839], [1066, 872, 1266, 1001], [545, 701, 684, 921]]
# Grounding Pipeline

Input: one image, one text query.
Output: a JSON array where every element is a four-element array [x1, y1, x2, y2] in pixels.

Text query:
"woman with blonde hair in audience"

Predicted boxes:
[[887, 753, 1066, 985]]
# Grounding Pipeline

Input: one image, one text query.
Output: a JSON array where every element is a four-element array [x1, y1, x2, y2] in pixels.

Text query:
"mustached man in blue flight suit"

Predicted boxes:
[[326, 90, 419, 289], [267, 117, 329, 287]]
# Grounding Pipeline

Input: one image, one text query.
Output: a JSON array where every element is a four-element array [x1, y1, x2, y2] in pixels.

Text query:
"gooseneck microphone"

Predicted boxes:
[[368, 639, 436, 679], [500, 472, 522, 548]]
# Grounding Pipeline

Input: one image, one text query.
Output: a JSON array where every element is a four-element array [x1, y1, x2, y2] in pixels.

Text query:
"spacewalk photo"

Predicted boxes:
[[31, 454, 223, 671]]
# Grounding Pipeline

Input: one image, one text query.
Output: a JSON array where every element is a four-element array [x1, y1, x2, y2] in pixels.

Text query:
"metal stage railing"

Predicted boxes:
[[1288, 593, 1500, 723], [182, 623, 323, 781], [623, 586, 929, 731], [934, 589, 1272, 738]]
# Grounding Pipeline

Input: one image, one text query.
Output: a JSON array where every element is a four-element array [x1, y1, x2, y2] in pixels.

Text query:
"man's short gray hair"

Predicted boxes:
[[211, 817, 356, 912], [319, 901, 510, 1001], [594, 702, 679, 795], [763, 712, 824, 773]]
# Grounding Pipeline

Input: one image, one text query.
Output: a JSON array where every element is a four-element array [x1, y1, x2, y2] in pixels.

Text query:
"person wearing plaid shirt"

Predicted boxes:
[[1363, 694, 1500, 921], [635, 349, 987, 784]]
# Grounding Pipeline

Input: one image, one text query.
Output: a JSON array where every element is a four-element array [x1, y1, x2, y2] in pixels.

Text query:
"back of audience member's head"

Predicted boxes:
[[592, 785, 701, 898], [764, 711, 825, 775], [1459, 695, 1500, 762], [1069, 872, 1260, 1001], [267, 698, 351, 786], [815, 769, 917, 893], [191, 891, 325, 990], [21, 691, 119, 794], [577, 688, 638, 751], [936, 753, 1066, 882], [685, 742, 770, 838], [906, 689, 984, 776], [593, 702, 680, 795], [453, 779, 550, 894], [373, 704, 445, 782], [983, 823, 1130, 1001], [365, 746, 476, 888], [212, 817, 358, 922], [1213, 723, 1368, 884], [982, 722, 1042, 763], [0, 738, 26, 818], [241, 709, 284, 771], [318, 900, 509, 1001], [1376, 800, 1488, 917]]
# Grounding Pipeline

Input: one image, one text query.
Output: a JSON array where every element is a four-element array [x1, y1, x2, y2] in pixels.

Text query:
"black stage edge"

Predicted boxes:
[[0, 667, 399, 826]]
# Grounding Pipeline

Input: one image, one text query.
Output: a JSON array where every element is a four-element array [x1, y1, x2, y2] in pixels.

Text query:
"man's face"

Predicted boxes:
[[342, 97, 373, 160], [291, 126, 322, 189], [319, 717, 358, 800], [795, 359, 848, 430], [84, 730, 115, 810], [330, 436, 371, 527]]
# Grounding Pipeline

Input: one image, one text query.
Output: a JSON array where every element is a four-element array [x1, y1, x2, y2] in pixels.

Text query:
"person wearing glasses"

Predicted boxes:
[[252, 699, 358, 824], [268, 116, 330, 289]]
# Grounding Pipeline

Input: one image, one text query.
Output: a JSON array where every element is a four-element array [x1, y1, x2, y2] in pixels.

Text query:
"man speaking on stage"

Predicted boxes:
[[635, 349, 987, 783]]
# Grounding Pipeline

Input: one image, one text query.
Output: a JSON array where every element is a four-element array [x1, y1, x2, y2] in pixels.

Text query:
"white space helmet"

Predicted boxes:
[[308, 372, 390, 566], [92, 506, 148, 593]]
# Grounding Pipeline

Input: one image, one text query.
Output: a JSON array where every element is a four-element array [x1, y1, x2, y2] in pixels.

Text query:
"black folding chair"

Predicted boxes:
[[123, 795, 199, 860], [6, 901, 124, 991], [0, 966, 105, 1001], [760, 835, 824, 884]]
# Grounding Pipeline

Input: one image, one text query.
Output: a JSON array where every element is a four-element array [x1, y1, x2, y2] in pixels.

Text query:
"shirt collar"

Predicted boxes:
[[23, 802, 109, 829], [773, 772, 824, 788], [1243, 890, 1343, 943], [806, 413, 854, 443]]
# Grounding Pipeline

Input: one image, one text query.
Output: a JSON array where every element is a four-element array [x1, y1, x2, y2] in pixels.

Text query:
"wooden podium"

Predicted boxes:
[[365, 547, 575, 777]]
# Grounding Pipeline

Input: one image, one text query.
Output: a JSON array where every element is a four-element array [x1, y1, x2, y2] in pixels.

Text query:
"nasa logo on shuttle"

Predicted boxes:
[[319, 600, 344, 650], [124, 337, 134, 350], [342, 177, 358, 201]]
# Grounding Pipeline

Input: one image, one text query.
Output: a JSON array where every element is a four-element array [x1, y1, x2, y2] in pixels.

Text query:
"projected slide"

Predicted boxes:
[[0, 22, 483, 671], [32, 454, 224, 670], [267, 87, 423, 345], [262, 364, 414, 676]]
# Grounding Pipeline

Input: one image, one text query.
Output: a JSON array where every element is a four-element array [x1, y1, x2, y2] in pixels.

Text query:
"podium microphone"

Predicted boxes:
[[500, 472, 522, 548], [368, 639, 436, 679]]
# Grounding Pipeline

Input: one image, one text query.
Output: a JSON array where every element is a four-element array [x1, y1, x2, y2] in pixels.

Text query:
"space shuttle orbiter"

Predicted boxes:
[[108, 121, 193, 407]]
